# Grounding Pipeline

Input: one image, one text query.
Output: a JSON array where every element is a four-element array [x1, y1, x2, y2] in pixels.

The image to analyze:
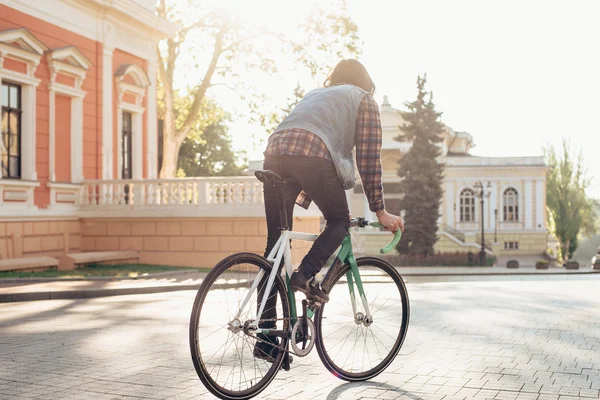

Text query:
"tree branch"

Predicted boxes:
[[178, 13, 215, 38], [157, 0, 166, 17], [176, 24, 227, 140]]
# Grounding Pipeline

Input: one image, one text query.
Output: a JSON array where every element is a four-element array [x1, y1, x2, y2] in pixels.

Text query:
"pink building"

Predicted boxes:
[[0, 0, 319, 270]]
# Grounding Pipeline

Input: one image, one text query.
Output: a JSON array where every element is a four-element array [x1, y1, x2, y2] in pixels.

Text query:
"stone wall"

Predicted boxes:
[[80, 216, 321, 268], [0, 219, 82, 259]]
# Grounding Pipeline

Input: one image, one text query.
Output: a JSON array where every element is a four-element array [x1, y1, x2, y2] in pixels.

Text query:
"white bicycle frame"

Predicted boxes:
[[236, 230, 318, 329]]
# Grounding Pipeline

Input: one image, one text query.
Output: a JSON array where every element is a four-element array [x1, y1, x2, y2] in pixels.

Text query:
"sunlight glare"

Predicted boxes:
[[213, 0, 316, 31]]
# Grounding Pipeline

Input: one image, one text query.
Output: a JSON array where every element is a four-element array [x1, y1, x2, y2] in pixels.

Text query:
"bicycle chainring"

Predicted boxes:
[[290, 318, 315, 357]]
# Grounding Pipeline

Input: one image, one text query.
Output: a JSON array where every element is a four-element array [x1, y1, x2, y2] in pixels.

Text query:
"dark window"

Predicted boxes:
[[1, 82, 22, 179], [503, 188, 519, 221], [122, 112, 133, 179], [460, 188, 475, 222]]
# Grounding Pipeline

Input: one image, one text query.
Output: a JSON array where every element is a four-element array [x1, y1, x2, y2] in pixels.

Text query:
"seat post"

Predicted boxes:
[[275, 184, 289, 231]]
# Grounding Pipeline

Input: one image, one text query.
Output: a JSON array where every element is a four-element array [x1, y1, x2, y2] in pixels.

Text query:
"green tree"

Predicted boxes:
[[545, 137, 597, 260], [394, 75, 445, 256], [176, 97, 245, 177], [156, 0, 361, 177]]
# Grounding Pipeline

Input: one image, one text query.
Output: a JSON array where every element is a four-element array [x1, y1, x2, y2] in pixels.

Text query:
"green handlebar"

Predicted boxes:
[[368, 222, 403, 254]]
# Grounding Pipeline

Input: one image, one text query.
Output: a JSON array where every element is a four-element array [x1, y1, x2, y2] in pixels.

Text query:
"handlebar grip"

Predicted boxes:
[[368, 222, 403, 254]]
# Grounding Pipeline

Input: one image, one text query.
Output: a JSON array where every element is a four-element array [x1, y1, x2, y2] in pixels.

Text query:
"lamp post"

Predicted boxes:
[[494, 209, 498, 243], [474, 181, 492, 266]]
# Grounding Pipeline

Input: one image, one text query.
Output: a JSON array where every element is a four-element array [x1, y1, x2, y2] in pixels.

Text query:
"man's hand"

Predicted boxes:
[[375, 210, 404, 234]]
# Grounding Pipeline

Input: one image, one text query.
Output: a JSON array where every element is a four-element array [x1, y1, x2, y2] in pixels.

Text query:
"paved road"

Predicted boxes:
[[0, 275, 598, 400]]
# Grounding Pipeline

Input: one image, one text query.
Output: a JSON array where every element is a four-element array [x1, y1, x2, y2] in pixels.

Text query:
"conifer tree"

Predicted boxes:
[[395, 75, 445, 256]]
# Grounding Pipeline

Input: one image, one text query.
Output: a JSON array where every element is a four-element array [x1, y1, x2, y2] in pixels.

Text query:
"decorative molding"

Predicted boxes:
[[445, 181, 454, 227], [120, 101, 145, 114], [0, 68, 41, 86], [0, 179, 40, 207], [48, 82, 86, 98], [499, 184, 523, 223], [444, 156, 546, 168], [47, 182, 82, 207], [48, 46, 92, 69], [1, 0, 174, 59], [114, 64, 149, 181], [535, 180, 545, 229], [115, 64, 151, 87], [447, 176, 547, 182], [524, 180, 533, 229], [47, 48, 88, 185], [0, 28, 47, 54], [146, 60, 158, 179], [102, 46, 113, 179]]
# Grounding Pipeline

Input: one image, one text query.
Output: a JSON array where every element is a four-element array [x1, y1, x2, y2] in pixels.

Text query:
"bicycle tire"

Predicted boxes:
[[189, 252, 290, 400], [315, 256, 410, 381]]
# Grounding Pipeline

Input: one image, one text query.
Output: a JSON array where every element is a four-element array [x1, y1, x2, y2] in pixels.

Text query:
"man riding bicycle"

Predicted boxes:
[[255, 59, 404, 362]]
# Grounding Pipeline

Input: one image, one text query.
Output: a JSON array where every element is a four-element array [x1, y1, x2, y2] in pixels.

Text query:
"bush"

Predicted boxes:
[[535, 260, 549, 269], [382, 251, 489, 267], [507, 260, 519, 268], [565, 260, 579, 270]]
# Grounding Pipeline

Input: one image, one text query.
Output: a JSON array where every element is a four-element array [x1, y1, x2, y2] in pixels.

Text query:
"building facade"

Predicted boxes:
[[0, 1, 322, 269], [0, 0, 173, 215], [350, 96, 551, 264]]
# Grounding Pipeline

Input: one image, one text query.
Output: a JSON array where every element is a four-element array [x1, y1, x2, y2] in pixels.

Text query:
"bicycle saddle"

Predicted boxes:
[[254, 170, 297, 186]]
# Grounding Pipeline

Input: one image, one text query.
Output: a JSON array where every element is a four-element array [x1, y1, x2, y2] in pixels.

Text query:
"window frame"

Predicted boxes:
[[121, 111, 133, 180], [1, 82, 22, 179], [503, 188, 519, 222], [459, 188, 476, 223]]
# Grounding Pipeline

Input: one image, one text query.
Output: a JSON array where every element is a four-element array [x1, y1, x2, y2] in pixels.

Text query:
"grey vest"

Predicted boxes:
[[274, 84, 368, 189]]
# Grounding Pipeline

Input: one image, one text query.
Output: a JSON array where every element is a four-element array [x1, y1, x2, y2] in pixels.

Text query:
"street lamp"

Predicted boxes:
[[474, 181, 492, 266], [494, 209, 498, 243]]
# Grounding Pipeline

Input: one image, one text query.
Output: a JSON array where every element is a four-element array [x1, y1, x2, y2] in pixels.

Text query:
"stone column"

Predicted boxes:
[[102, 44, 114, 179]]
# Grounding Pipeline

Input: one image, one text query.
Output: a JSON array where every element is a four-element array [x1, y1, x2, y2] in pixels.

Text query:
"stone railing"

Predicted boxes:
[[78, 177, 320, 218], [81, 177, 264, 207]]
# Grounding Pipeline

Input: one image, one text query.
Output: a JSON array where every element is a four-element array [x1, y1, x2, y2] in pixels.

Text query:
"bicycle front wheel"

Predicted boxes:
[[189, 252, 290, 400], [315, 256, 409, 381]]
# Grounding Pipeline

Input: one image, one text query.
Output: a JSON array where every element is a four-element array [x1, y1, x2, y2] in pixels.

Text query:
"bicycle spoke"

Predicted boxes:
[[190, 255, 290, 398], [316, 257, 409, 380]]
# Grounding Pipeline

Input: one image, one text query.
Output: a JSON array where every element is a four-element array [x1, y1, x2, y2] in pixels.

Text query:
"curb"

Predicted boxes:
[[0, 269, 201, 284], [0, 279, 258, 303], [0, 284, 202, 303], [2, 269, 599, 303]]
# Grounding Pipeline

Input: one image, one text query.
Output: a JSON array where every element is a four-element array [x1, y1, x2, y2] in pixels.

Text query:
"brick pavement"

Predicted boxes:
[[0, 274, 598, 400]]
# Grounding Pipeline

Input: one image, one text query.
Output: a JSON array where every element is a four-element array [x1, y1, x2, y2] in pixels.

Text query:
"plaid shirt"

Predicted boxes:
[[265, 94, 384, 212]]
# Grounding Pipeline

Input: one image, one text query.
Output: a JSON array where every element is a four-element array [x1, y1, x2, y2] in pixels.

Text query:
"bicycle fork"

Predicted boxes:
[[345, 254, 374, 327]]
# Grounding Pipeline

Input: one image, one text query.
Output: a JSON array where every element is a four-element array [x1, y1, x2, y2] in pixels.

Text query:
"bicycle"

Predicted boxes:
[[189, 170, 410, 400]]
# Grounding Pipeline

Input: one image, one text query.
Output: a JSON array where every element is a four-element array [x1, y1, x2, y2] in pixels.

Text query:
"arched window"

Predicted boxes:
[[503, 188, 519, 221], [460, 188, 476, 222]]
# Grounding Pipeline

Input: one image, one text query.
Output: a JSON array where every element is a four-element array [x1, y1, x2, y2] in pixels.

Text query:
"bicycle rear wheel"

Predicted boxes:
[[189, 252, 290, 400], [315, 256, 409, 381]]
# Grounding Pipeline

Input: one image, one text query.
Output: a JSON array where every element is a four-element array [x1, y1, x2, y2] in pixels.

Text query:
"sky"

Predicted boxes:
[[184, 0, 600, 198]]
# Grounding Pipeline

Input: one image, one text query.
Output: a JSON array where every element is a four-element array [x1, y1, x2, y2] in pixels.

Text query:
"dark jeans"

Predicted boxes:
[[258, 155, 350, 326]]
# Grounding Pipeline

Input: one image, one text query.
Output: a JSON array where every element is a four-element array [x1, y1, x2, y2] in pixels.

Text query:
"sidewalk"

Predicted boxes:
[[0, 265, 597, 303]]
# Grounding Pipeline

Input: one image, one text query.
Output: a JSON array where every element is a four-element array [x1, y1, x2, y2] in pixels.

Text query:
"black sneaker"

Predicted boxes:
[[290, 270, 329, 305], [253, 334, 293, 364]]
